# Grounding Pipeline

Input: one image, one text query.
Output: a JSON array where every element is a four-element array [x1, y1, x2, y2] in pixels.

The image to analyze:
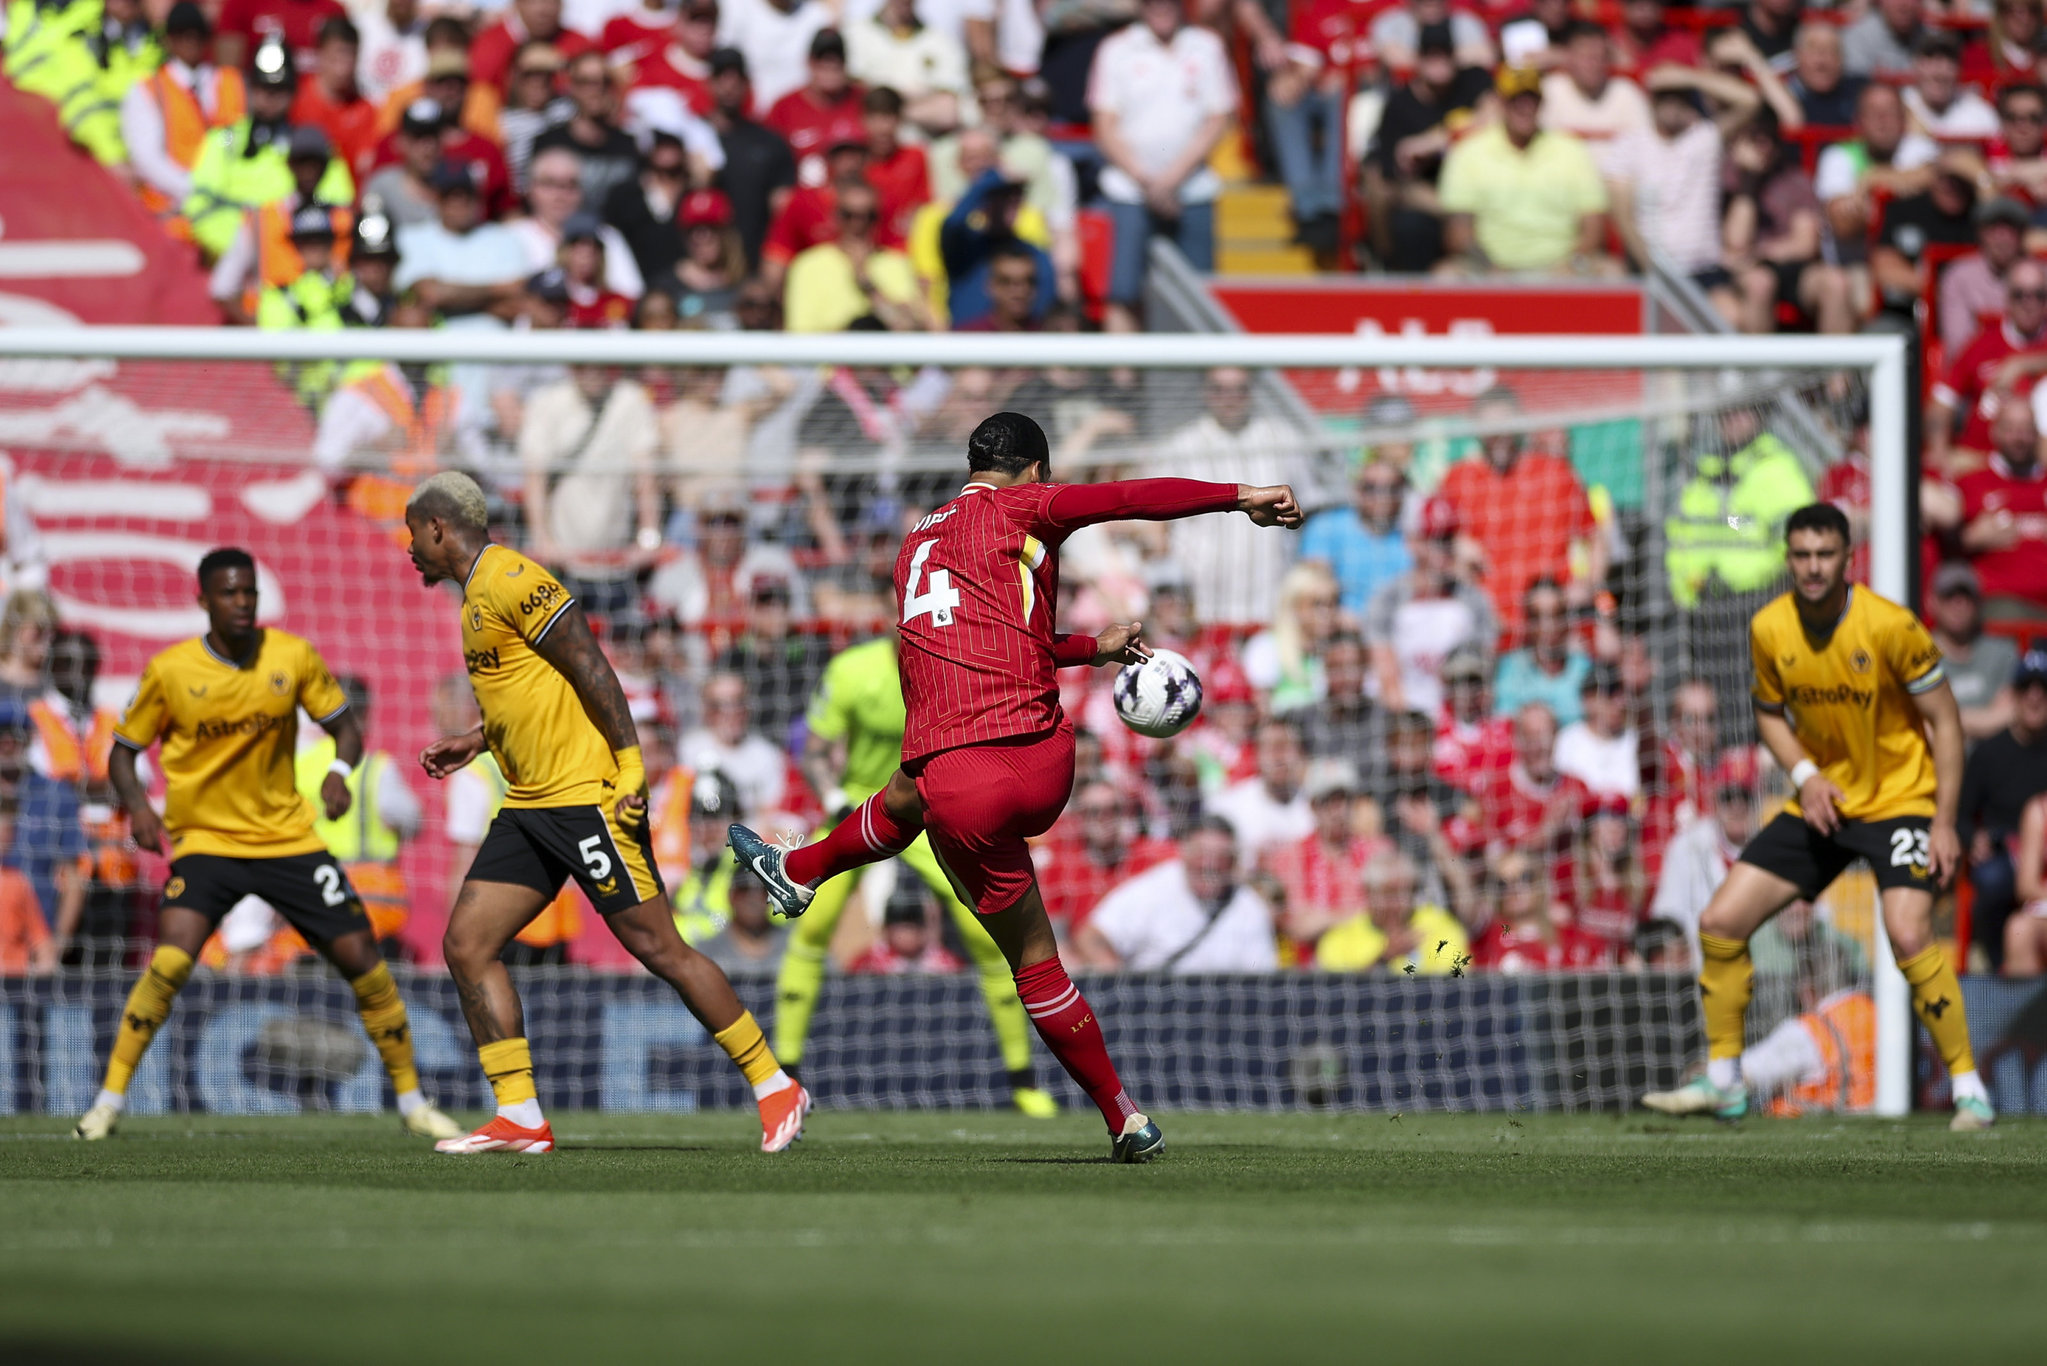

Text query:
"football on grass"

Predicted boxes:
[[1113, 648, 1203, 739]]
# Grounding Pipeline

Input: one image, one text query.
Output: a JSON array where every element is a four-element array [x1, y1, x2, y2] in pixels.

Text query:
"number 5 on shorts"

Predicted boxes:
[[579, 834, 612, 880]]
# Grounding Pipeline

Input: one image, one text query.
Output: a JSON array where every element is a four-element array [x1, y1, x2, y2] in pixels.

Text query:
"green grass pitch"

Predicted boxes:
[[1, 1110, 2041, 1364]]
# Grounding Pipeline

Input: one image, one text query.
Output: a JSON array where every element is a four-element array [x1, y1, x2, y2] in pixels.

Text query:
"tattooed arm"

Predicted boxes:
[[530, 601, 648, 826]]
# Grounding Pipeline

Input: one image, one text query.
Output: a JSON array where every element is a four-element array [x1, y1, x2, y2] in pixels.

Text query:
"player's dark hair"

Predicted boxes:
[[196, 547, 256, 592], [1785, 502, 1851, 546], [967, 411, 1048, 478]]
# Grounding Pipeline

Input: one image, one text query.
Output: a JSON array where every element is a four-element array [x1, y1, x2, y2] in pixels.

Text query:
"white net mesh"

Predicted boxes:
[[0, 333, 1897, 1116]]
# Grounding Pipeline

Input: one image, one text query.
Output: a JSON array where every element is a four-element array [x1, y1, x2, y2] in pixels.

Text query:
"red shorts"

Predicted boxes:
[[909, 720, 1076, 915]]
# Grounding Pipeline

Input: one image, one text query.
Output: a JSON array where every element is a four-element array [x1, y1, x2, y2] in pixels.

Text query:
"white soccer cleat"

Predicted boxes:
[[1950, 1095, 1996, 1132], [434, 1115, 555, 1153], [402, 1101, 467, 1142], [73, 1102, 121, 1141]]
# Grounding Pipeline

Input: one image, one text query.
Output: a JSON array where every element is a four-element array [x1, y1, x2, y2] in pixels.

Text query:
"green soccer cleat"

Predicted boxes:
[[1950, 1095, 1997, 1132], [1641, 1074, 1748, 1121], [1012, 1086, 1059, 1119], [73, 1101, 121, 1141], [1110, 1112, 1165, 1164]]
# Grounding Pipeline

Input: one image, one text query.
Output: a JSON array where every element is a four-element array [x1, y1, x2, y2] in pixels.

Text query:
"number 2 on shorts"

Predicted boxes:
[[314, 864, 347, 906]]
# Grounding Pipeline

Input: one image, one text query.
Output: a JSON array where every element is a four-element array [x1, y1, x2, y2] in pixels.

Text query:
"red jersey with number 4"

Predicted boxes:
[[895, 478, 1239, 763]]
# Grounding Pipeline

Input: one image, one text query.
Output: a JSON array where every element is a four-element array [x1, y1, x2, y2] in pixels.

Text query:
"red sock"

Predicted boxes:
[[1015, 956, 1139, 1131], [784, 790, 917, 887]]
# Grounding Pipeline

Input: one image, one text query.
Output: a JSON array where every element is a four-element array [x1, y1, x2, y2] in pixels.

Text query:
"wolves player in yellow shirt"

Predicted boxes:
[[75, 548, 463, 1142], [777, 628, 1058, 1116], [404, 473, 807, 1154], [1645, 504, 1994, 1129]]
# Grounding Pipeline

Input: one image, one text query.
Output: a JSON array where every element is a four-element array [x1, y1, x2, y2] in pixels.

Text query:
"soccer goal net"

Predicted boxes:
[[0, 327, 1917, 1118]]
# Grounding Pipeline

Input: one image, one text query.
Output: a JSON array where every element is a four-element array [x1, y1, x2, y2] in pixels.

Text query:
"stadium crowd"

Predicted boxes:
[[2, 0, 2047, 983]]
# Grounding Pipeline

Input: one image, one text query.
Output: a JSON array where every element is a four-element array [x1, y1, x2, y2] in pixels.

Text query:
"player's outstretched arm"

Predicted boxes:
[[1912, 679, 1967, 884], [1236, 483, 1303, 527], [530, 602, 650, 829], [108, 742, 165, 855]]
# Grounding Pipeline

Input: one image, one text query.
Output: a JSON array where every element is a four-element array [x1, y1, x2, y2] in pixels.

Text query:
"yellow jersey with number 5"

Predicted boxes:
[[1750, 587, 1946, 823], [459, 544, 614, 808], [112, 630, 348, 859]]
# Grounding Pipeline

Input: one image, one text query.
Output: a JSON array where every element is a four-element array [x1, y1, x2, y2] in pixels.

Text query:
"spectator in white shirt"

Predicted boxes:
[[1207, 717, 1314, 873], [1540, 20, 1651, 161], [356, 0, 428, 107], [1086, 0, 1235, 331], [1554, 664, 1641, 800], [846, 0, 976, 135], [520, 366, 664, 615], [1075, 817, 1279, 972], [1903, 31, 2000, 139], [508, 147, 647, 298], [1606, 67, 1759, 308], [718, 0, 835, 115], [119, 3, 232, 210], [1648, 751, 1762, 961], [680, 671, 791, 816]]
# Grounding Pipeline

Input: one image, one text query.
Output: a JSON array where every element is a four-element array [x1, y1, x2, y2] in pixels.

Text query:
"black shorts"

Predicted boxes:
[[1737, 811, 1935, 899], [163, 851, 372, 946], [468, 804, 664, 916]]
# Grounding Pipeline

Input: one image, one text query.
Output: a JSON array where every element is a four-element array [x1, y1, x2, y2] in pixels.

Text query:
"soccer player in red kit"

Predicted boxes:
[[730, 411, 1302, 1162]]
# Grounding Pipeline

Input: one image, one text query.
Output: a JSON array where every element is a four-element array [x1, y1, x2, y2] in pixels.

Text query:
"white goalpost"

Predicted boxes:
[[0, 326, 1916, 1117]]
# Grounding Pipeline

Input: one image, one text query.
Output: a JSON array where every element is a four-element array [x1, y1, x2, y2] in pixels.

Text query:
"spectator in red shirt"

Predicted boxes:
[[761, 116, 902, 281], [606, 0, 686, 63], [1471, 847, 1615, 972], [216, 0, 346, 74], [1266, 759, 1378, 954], [1434, 642, 1514, 795], [1963, 0, 2047, 89], [615, 0, 718, 114], [1957, 400, 2047, 619], [1037, 778, 1175, 940], [1929, 258, 2047, 472], [1470, 701, 1594, 863], [1437, 385, 1604, 632], [766, 26, 862, 187], [1610, 0, 1703, 77], [847, 895, 966, 974], [473, 0, 595, 93], [1641, 677, 1718, 876], [862, 85, 930, 243], [292, 17, 380, 175], [1567, 795, 1647, 951]]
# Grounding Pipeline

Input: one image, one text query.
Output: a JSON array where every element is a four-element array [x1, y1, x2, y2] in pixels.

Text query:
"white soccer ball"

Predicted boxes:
[[1112, 648, 1203, 739]]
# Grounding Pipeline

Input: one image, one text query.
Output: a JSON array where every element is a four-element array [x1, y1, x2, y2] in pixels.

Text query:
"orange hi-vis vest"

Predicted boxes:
[[650, 770, 694, 890], [30, 700, 135, 886], [139, 64, 245, 219], [254, 196, 354, 291], [1769, 991, 1877, 1117]]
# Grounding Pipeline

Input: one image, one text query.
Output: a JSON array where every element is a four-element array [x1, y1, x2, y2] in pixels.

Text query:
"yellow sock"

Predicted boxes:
[[477, 1037, 536, 1107], [772, 941, 828, 1066], [1897, 944, 1977, 1077], [349, 962, 420, 1096], [713, 1010, 784, 1089], [1698, 933, 1754, 1063], [104, 945, 193, 1094]]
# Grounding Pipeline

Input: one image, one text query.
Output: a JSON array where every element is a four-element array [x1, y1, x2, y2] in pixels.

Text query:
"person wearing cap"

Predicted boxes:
[[765, 25, 864, 179], [1842, 0, 1930, 81], [846, 0, 972, 138], [1362, 22, 1493, 271], [718, 0, 835, 114], [289, 15, 377, 174], [1959, 648, 2047, 967], [1362, 492, 1497, 718], [214, 0, 346, 74], [1938, 191, 2031, 355], [1929, 561, 2020, 741], [755, 103, 883, 276], [531, 49, 642, 209], [208, 123, 355, 323], [341, 200, 401, 325], [471, 0, 593, 93], [1436, 65, 1614, 277], [1434, 640, 1512, 795], [510, 145, 646, 297], [1554, 663, 1640, 801], [703, 45, 799, 268], [847, 891, 967, 975], [1088, 0, 1235, 330], [361, 95, 452, 227], [118, 2, 246, 227], [254, 202, 352, 338], [370, 19, 506, 146], [497, 41, 572, 191], [1927, 258, 2047, 471], [1648, 748, 1762, 962], [184, 37, 355, 258]]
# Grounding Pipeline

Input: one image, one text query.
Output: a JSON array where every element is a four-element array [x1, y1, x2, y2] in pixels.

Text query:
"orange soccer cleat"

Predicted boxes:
[[434, 1115, 556, 1154], [758, 1082, 812, 1153]]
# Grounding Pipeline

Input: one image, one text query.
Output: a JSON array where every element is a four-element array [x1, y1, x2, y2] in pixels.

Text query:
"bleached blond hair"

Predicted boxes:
[[406, 471, 489, 530]]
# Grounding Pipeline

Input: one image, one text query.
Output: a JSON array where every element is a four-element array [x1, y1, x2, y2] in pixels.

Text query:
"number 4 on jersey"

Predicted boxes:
[[902, 539, 959, 628]]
